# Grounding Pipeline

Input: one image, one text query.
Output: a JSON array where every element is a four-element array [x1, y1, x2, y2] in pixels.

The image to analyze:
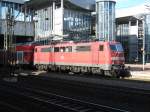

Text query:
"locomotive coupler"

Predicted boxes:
[[112, 65, 131, 78]]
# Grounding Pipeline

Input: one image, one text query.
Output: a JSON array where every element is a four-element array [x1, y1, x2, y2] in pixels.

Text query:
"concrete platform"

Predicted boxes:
[[126, 64, 150, 81]]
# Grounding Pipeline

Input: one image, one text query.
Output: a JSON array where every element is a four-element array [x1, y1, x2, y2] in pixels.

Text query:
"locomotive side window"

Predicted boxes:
[[41, 48, 52, 52], [54, 47, 60, 52], [54, 47, 72, 52], [60, 47, 66, 52], [65, 46, 72, 52], [116, 44, 124, 52], [99, 45, 104, 51], [76, 46, 91, 52], [110, 44, 124, 52]]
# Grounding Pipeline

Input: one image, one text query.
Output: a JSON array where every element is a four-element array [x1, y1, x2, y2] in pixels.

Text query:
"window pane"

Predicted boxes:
[[110, 45, 117, 51], [99, 45, 104, 51], [54, 47, 59, 52], [116, 44, 124, 52], [110, 44, 124, 52], [65, 46, 72, 52]]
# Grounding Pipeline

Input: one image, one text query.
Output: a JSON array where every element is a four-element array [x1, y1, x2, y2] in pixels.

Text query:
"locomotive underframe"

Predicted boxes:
[[35, 63, 130, 77]]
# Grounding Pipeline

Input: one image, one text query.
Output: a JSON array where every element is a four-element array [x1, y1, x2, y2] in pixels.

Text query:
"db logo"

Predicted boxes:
[[61, 55, 64, 60]]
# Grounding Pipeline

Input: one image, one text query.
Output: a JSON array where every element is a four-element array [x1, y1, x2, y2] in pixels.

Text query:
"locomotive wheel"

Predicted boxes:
[[36, 65, 41, 70], [35, 65, 38, 70], [111, 69, 120, 78], [43, 65, 48, 71], [100, 70, 105, 76], [38, 65, 44, 71], [104, 71, 112, 77]]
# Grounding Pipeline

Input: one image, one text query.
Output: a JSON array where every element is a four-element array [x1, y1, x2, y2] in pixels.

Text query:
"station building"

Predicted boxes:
[[25, 0, 95, 44], [96, 0, 116, 41], [0, 0, 34, 49], [116, 4, 150, 63], [25, 0, 116, 43]]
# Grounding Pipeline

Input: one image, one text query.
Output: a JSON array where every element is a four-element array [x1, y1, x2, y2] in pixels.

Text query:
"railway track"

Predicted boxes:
[[19, 75, 150, 96], [0, 81, 129, 112], [17, 75, 150, 112], [0, 101, 24, 112]]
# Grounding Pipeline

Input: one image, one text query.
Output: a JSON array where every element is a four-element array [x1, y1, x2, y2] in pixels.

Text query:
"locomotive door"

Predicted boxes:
[[92, 44, 99, 65], [35, 48, 40, 64], [17, 51, 24, 64], [51, 46, 55, 65]]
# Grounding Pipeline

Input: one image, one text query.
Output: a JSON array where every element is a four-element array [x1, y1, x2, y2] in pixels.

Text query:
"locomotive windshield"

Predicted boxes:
[[110, 44, 124, 52]]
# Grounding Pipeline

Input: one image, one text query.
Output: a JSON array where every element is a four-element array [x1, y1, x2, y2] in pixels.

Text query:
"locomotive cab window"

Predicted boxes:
[[116, 44, 124, 52], [110, 45, 117, 51], [110, 44, 123, 52], [99, 45, 104, 51]]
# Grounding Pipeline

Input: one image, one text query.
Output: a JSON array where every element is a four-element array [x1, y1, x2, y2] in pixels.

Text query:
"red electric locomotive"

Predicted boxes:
[[34, 41, 130, 77]]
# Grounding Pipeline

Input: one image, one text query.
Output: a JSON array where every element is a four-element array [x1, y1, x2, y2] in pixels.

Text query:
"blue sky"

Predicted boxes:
[[116, 0, 148, 9]]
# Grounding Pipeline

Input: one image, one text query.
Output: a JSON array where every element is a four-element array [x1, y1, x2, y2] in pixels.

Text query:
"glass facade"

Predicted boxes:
[[0, 1, 24, 21], [96, 0, 116, 41], [145, 15, 150, 62], [0, 1, 34, 49], [34, 6, 53, 41], [116, 24, 130, 61], [0, 1, 33, 22], [34, 4, 92, 43], [116, 18, 150, 63], [117, 24, 129, 41], [63, 9, 92, 41]]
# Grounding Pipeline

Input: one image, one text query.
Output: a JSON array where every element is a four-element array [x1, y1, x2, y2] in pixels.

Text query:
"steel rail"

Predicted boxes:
[[22, 75, 150, 96], [0, 101, 25, 112]]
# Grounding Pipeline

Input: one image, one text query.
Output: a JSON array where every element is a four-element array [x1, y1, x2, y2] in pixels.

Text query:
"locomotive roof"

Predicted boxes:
[[35, 41, 120, 48]]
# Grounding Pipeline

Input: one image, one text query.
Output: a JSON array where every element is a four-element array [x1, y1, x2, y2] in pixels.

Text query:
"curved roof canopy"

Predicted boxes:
[[26, 0, 95, 11], [96, 0, 116, 2], [2, 0, 25, 4], [68, 0, 95, 10]]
